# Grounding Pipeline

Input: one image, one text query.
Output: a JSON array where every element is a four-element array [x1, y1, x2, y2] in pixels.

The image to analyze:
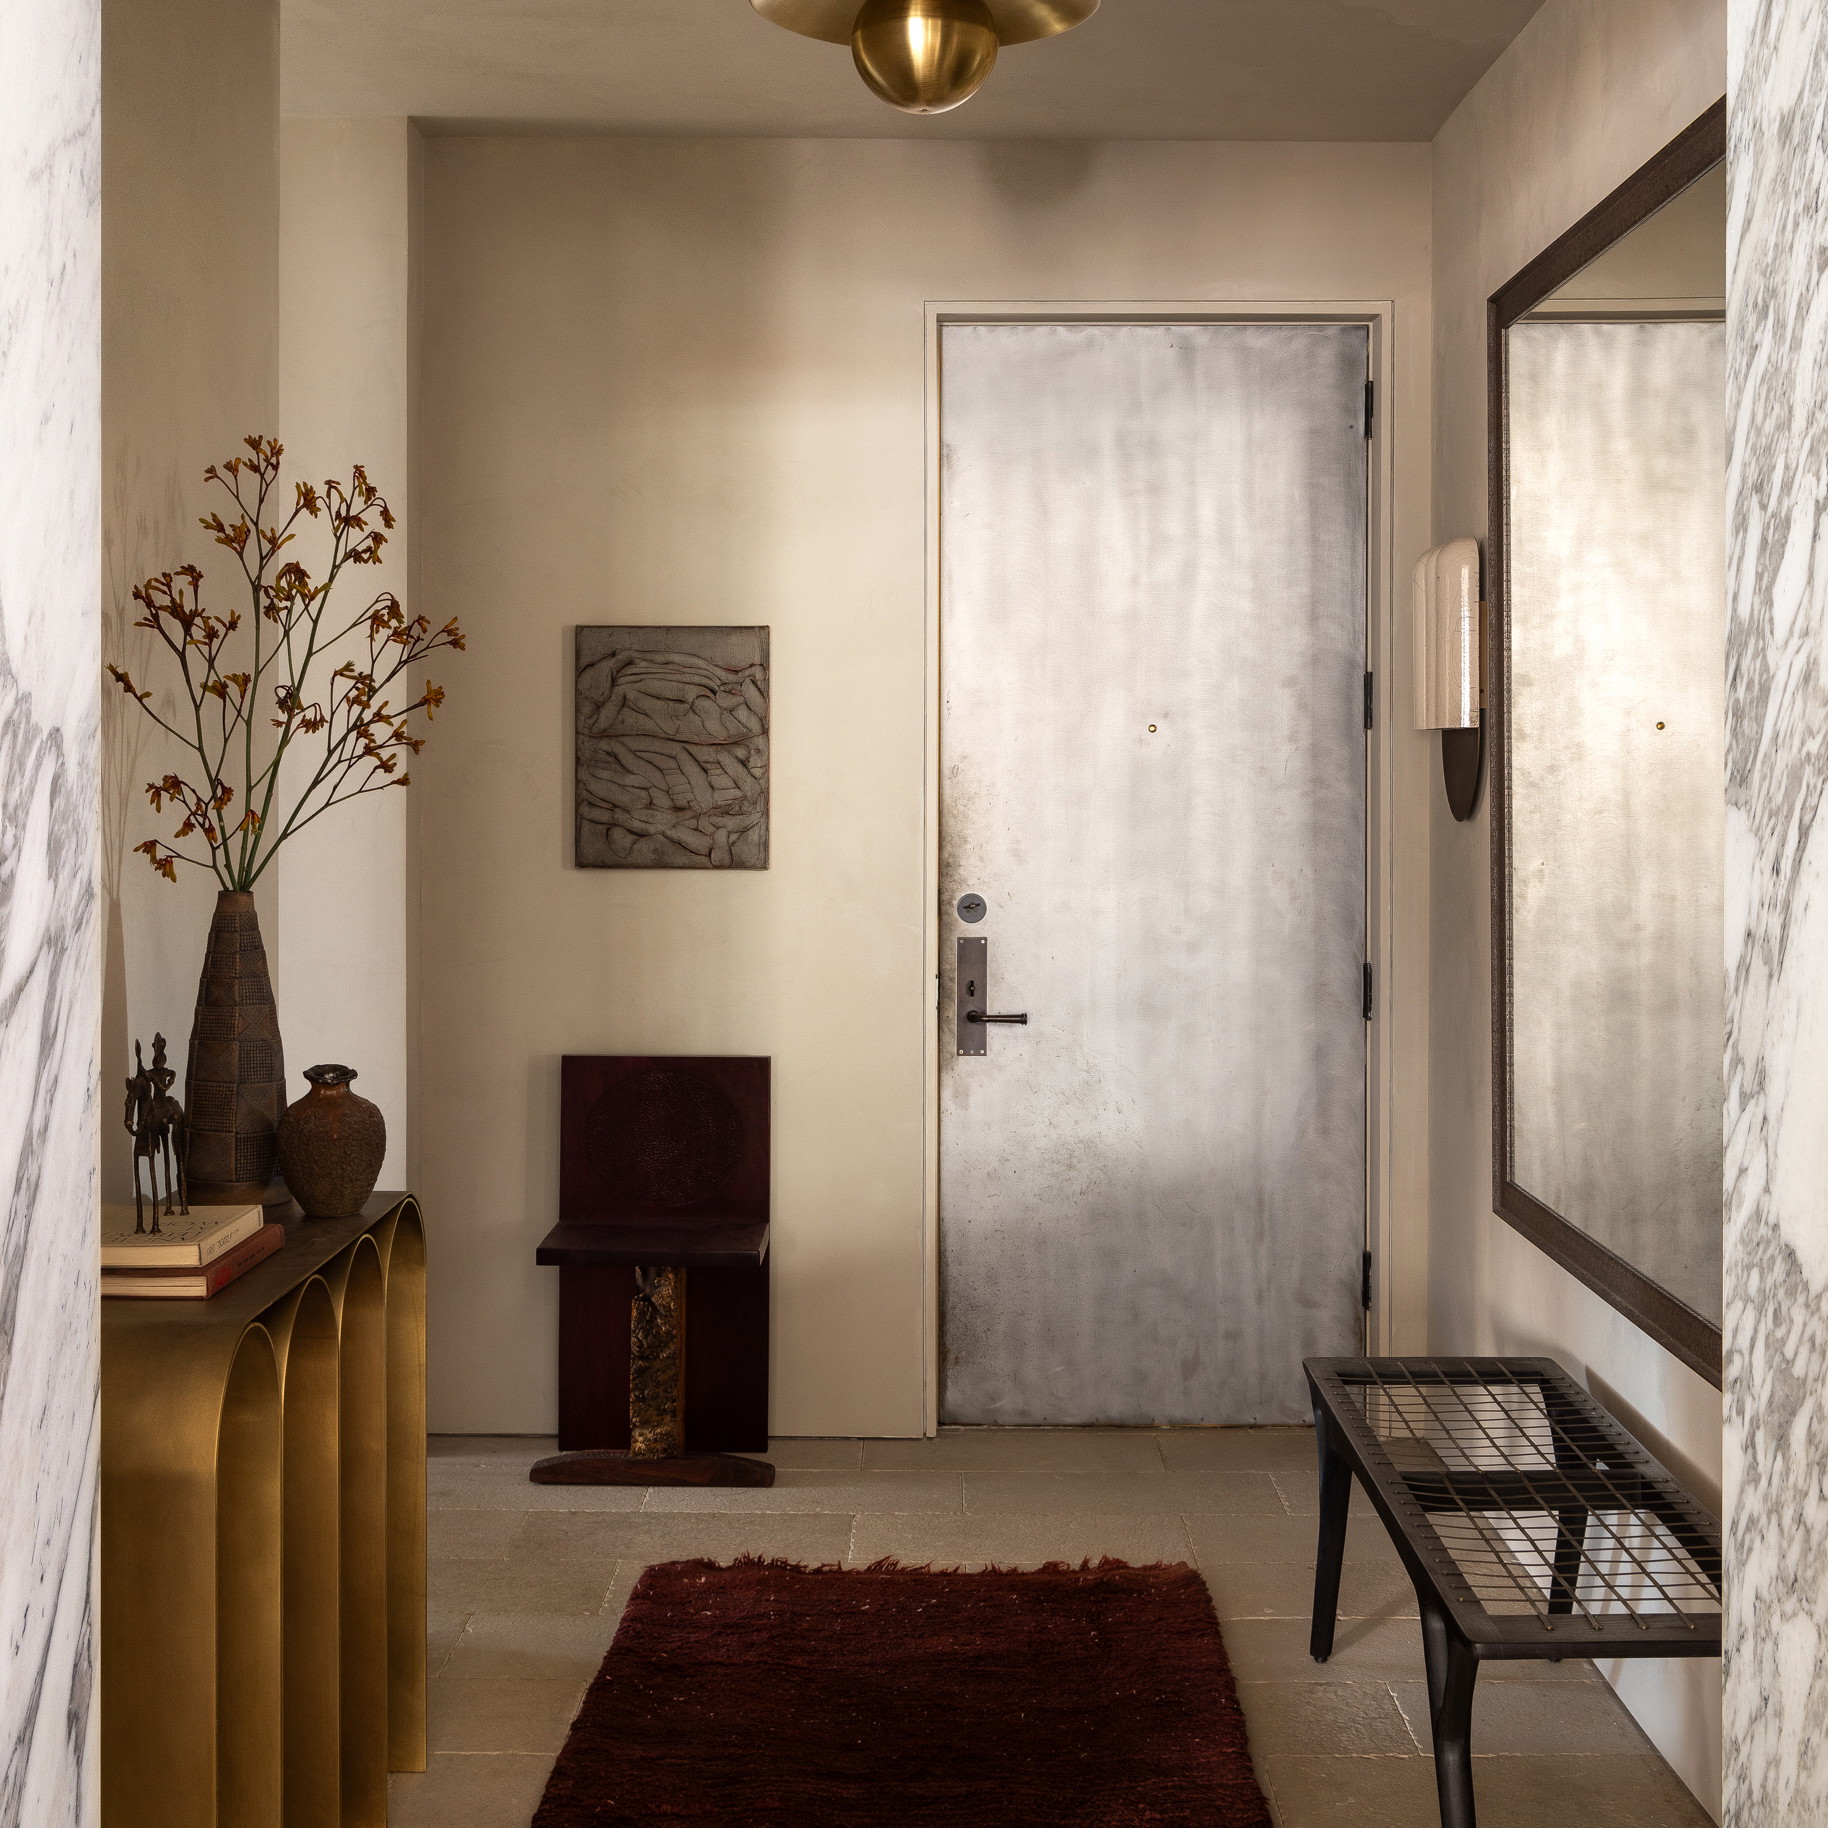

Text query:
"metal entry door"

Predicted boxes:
[[938, 321, 1369, 1425]]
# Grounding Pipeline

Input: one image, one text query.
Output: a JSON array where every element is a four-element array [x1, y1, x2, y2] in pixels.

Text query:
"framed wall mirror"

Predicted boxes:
[[1489, 101, 1726, 1386]]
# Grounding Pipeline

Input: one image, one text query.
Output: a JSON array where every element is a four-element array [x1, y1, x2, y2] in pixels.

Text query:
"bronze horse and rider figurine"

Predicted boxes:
[[124, 1034, 189, 1234]]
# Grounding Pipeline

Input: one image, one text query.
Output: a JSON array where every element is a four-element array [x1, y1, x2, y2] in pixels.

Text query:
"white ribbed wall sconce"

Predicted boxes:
[[1413, 537, 1485, 821]]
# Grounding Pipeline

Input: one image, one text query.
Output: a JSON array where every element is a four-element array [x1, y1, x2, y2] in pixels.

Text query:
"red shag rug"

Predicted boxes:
[[533, 1556, 1272, 1827]]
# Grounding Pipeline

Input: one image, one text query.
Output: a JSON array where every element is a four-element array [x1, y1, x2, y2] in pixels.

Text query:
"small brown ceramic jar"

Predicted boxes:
[[278, 1064, 387, 1218]]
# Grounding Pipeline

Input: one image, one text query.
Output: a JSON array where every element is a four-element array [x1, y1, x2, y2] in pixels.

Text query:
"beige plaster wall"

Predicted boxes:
[[1429, 0, 1726, 1811], [415, 134, 1436, 1438], [276, 117, 422, 1187], [101, 0, 279, 1190]]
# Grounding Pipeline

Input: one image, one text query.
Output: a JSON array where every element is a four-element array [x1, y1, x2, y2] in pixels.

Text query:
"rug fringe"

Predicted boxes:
[[653, 1554, 1194, 1576]]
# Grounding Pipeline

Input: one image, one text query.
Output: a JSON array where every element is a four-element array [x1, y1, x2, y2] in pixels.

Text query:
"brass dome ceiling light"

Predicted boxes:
[[752, 0, 1099, 116]]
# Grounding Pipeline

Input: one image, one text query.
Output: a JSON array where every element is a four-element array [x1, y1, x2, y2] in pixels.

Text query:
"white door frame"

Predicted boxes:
[[920, 300, 1410, 1434]]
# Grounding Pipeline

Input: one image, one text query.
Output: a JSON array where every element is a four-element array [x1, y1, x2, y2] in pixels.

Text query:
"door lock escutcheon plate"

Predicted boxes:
[[956, 936, 1027, 1054], [957, 936, 987, 1054]]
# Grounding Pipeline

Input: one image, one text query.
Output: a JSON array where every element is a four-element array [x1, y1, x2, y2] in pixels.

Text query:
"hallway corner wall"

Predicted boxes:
[[0, 0, 101, 1815], [413, 136, 1436, 1437], [1427, 0, 1728, 1813], [101, 0, 281, 1203], [1722, 2, 1828, 1819], [276, 116, 423, 1192]]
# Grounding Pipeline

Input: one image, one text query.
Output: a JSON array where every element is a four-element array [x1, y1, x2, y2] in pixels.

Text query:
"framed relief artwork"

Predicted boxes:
[[575, 625, 770, 869]]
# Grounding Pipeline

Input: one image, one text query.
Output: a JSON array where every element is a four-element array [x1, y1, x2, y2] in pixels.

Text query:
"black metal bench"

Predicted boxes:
[[1304, 1357, 1721, 1828]]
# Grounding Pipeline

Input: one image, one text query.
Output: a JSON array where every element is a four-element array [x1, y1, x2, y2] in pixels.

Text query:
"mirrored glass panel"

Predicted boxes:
[[1502, 163, 1725, 1327]]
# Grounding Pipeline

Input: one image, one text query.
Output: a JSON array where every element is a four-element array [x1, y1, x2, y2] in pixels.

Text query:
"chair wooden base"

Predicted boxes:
[[529, 1449, 774, 1487]]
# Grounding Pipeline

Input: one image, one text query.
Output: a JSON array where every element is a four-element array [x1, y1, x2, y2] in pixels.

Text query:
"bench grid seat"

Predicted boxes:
[[1305, 1355, 1720, 1827]]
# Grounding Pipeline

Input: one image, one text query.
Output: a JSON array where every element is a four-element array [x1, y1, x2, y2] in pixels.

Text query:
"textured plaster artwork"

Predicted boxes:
[[575, 626, 769, 869]]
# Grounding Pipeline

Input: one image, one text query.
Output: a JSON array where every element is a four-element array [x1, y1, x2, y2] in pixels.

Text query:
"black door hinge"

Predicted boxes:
[[1364, 379, 1374, 437], [1362, 1250, 1373, 1311], [1363, 671, 1374, 730], [1362, 962, 1373, 1021]]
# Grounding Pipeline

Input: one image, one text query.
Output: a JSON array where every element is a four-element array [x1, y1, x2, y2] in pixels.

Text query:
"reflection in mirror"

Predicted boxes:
[[1503, 162, 1724, 1328]]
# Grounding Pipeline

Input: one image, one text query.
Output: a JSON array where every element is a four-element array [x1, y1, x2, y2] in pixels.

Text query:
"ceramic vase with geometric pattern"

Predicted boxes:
[[183, 889, 288, 1205]]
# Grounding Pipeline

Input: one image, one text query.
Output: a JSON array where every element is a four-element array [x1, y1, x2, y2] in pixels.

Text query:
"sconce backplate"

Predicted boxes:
[[1442, 725, 1485, 822], [752, 0, 1098, 47]]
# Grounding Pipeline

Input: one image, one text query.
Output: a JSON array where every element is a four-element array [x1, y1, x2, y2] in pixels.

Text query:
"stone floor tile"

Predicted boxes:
[[601, 1560, 648, 1627], [1157, 1426, 1319, 1473], [428, 1435, 557, 1463], [1202, 1559, 1417, 1622], [751, 1438, 866, 1470], [1477, 1656, 1602, 1684], [428, 1676, 587, 1754], [1257, 1752, 1445, 1827], [427, 1612, 470, 1677], [430, 1508, 527, 1560], [1470, 1753, 1715, 1825], [862, 1428, 1166, 1472], [1186, 1506, 1400, 1568], [847, 1509, 1194, 1569], [442, 1610, 620, 1682], [1267, 1751, 1714, 1827], [1271, 1470, 1323, 1518], [1223, 1615, 1428, 1686], [430, 1553, 620, 1617], [962, 1469, 1285, 1516], [641, 1470, 962, 1514], [511, 1509, 855, 1568], [1234, 1680, 1421, 1757], [1390, 1678, 1654, 1756], [1325, 1563, 1420, 1622], [428, 1461, 646, 1512], [388, 1753, 554, 1828], [1221, 1615, 1601, 1690], [1272, 1471, 1397, 1519]]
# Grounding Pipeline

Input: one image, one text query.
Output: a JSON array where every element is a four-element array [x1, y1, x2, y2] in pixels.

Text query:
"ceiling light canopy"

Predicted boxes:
[[752, 0, 1098, 115]]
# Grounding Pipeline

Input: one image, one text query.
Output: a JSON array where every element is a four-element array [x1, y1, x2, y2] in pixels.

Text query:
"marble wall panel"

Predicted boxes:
[[1724, 1, 1828, 1820], [0, 0, 102, 1822]]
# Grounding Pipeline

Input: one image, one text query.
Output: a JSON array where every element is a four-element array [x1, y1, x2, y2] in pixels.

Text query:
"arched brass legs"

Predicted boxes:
[[334, 1240, 389, 1826], [102, 1197, 429, 1828], [380, 1207, 428, 1771], [273, 1279, 341, 1827], [215, 1328, 283, 1828]]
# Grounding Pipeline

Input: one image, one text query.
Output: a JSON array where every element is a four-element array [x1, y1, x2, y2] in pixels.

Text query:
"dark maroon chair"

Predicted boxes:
[[532, 1056, 771, 1486]]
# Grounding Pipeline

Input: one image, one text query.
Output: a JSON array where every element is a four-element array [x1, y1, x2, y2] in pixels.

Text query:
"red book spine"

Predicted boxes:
[[103, 1223, 287, 1295]]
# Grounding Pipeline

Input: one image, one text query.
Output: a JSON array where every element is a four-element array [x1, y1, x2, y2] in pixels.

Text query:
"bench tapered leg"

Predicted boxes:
[[1308, 1405, 1352, 1662], [1548, 1506, 1587, 1616], [1421, 1596, 1479, 1828]]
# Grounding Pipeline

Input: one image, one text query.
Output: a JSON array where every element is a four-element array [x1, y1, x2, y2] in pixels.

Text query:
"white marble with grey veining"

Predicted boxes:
[[0, 0, 101, 1822], [1724, 2, 1828, 1821]]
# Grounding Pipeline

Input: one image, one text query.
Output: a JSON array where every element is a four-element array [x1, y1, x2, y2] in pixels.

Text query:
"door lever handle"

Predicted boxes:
[[967, 1010, 1028, 1025]]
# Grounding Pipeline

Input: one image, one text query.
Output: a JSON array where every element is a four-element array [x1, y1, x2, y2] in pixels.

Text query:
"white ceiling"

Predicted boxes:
[[283, 0, 1549, 141]]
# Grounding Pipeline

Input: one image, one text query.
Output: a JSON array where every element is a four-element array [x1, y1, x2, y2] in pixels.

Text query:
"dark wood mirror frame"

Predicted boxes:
[[1487, 98, 1726, 1389]]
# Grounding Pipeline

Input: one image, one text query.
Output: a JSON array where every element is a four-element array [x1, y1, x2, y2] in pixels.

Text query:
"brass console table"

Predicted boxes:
[[102, 1193, 427, 1828]]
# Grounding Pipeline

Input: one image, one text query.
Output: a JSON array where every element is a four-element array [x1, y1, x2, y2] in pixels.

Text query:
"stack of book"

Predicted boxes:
[[101, 1203, 285, 1299]]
